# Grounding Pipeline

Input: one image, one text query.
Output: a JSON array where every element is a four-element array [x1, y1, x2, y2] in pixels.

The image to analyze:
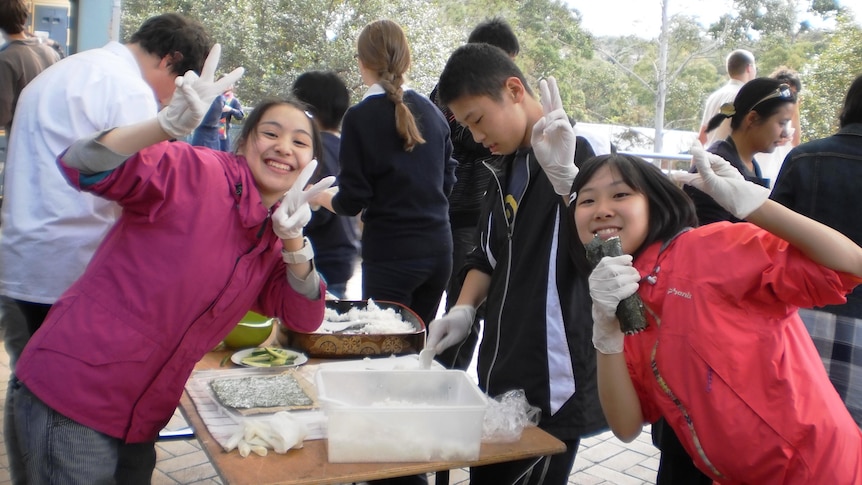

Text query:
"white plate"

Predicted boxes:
[[230, 348, 308, 368]]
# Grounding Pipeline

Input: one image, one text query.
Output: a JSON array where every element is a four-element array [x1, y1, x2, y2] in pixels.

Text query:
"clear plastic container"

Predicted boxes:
[[315, 369, 487, 462]]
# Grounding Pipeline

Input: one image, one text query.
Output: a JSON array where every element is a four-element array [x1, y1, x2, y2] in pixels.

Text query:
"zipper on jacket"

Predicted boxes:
[[240, 209, 271, 262], [649, 332, 725, 479], [506, 153, 531, 234], [482, 155, 531, 390], [485, 227, 516, 391], [255, 208, 272, 240]]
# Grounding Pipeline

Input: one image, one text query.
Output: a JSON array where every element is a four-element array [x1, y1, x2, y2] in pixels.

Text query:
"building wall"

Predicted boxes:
[[76, 0, 121, 52], [22, 0, 119, 55]]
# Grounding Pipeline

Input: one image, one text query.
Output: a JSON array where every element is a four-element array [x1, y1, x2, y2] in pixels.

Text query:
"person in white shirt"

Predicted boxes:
[[697, 49, 757, 149], [0, 13, 213, 485]]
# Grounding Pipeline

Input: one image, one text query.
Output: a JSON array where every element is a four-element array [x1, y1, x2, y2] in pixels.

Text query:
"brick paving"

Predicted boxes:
[[0, 269, 660, 484]]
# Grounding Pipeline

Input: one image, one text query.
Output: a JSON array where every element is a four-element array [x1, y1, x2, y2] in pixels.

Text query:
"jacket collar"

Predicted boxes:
[[361, 83, 413, 100], [634, 228, 692, 276], [227, 155, 270, 228], [837, 123, 862, 137]]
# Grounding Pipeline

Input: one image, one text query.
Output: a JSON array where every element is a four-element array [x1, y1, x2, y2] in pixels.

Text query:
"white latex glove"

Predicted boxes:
[[425, 305, 476, 354], [157, 44, 245, 139], [223, 412, 307, 457], [530, 76, 578, 196], [272, 160, 336, 240], [589, 255, 641, 354], [309, 185, 339, 211], [673, 143, 770, 219]]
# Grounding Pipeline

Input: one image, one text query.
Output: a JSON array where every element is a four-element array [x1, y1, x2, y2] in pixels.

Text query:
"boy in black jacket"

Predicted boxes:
[[429, 17, 521, 371], [427, 43, 606, 484]]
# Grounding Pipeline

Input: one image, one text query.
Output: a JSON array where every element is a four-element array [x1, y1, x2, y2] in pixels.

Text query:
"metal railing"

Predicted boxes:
[[618, 151, 691, 173]]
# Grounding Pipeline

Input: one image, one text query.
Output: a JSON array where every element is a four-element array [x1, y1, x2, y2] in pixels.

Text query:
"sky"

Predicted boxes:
[[564, 0, 860, 38]]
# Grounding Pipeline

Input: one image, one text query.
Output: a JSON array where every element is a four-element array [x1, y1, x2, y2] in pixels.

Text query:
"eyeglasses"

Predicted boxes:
[[751, 83, 793, 110]]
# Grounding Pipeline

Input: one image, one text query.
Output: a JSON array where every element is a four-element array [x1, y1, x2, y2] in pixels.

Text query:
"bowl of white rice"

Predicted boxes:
[[277, 299, 425, 358]]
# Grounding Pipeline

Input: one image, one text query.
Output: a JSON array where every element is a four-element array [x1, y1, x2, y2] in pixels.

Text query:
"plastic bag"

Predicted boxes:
[[223, 411, 308, 457], [481, 389, 541, 443]]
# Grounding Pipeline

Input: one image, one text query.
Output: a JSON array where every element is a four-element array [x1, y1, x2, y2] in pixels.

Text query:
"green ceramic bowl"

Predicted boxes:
[[223, 311, 275, 349]]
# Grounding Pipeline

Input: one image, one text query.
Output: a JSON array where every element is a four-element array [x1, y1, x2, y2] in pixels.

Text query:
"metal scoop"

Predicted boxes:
[[319, 320, 369, 333]]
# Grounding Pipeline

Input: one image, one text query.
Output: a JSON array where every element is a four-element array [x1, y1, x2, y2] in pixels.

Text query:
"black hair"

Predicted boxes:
[[840, 74, 862, 128], [770, 66, 802, 93], [291, 71, 349, 132], [706, 77, 796, 133], [128, 13, 212, 77], [0, 0, 28, 35], [437, 43, 532, 107], [468, 17, 520, 57], [235, 98, 323, 163], [567, 154, 698, 271]]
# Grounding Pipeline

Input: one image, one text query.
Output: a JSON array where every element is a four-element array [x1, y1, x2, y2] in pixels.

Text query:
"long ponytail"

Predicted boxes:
[[357, 20, 426, 152]]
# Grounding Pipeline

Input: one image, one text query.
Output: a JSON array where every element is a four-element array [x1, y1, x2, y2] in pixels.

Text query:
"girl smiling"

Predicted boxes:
[[13, 48, 331, 483], [570, 150, 862, 483]]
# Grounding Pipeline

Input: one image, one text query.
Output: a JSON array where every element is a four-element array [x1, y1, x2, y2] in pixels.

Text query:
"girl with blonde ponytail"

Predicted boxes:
[[313, 19, 457, 360]]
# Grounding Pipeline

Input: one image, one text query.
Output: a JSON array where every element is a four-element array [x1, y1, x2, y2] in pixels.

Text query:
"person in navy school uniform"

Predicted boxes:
[[292, 70, 360, 299], [685, 77, 796, 226], [312, 21, 457, 484]]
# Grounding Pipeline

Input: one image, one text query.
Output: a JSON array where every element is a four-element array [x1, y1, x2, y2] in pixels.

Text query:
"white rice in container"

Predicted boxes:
[[320, 300, 415, 334]]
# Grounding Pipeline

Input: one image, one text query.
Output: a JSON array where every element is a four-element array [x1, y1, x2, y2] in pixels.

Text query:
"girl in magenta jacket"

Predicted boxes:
[[569, 148, 862, 483], [13, 47, 332, 483]]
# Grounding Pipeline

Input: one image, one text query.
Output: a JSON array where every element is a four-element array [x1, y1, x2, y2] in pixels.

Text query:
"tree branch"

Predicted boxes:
[[596, 47, 656, 94]]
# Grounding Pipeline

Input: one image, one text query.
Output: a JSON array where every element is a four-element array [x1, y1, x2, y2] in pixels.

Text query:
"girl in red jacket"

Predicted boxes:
[[569, 147, 862, 484]]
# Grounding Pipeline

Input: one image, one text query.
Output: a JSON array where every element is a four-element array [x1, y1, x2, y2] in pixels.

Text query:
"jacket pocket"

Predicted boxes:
[[37, 294, 156, 366]]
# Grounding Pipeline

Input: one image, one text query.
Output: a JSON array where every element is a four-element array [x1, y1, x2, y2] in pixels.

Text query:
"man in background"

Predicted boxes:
[[0, 4, 61, 483], [0, 0, 61, 134], [697, 49, 757, 148]]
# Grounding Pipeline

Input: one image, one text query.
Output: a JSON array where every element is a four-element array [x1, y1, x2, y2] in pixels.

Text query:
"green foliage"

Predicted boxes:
[[121, 0, 463, 106], [710, 0, 799, 43], [121, 0, 596, 113], [576, 58, 641, 124], [588, 13, 721, 141], [119, 0, 856, 152], [433, 0, 594, 118], [754, 32, 825, 77], [799, 14, 862, 140], [664, 58, 716, 130]]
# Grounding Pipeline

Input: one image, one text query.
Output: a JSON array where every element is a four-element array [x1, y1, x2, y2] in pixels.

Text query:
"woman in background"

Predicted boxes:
[[685, 77, 795, 224], [314, 19, 456, 330]]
